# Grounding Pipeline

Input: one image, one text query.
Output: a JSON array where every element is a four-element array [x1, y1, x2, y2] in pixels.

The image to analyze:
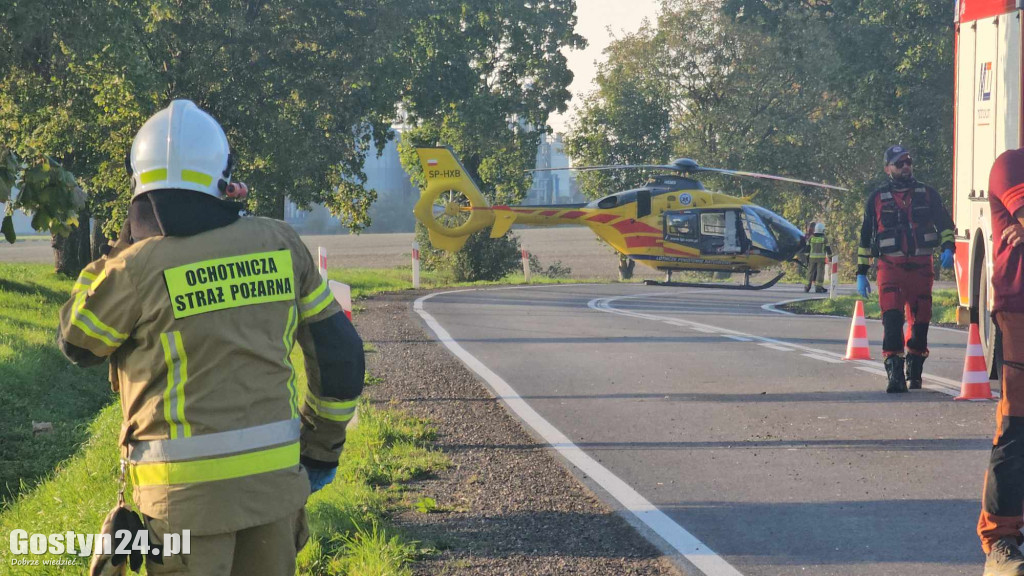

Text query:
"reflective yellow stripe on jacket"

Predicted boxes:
[[283, 306, 300, 418], [858, 246, 872, 267], [128, 419, 301, 486], [160, 331, 192, 439], [305, 396, 358, 422], [70, 290, 128, 348], [299, 280, 333, 321]]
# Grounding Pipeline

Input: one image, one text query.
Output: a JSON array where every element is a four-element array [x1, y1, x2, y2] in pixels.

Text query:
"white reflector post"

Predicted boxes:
[[328, 280, 352, 320], [318, 247, 328, 282], [412, 241, 421, 289], [829, 255, 839, 299], [522, 248, 531, 283]]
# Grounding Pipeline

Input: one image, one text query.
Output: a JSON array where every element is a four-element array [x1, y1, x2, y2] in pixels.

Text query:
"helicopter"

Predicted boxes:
[[412, 146, 847, 290]]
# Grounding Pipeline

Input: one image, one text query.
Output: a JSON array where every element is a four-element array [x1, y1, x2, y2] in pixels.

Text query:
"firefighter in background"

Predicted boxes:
[[58, 100, 364, 575], [856, 145, 955, 393], [803, 222, 832, 293], [977, 148, 1024, 576]]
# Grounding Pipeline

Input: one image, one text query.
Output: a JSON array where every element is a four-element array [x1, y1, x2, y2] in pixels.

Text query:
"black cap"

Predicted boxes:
[[884, 145, 911, 165]]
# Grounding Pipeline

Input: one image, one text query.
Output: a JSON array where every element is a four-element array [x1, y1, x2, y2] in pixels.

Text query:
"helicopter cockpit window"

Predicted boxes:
[[739, 208, 778, 253], [744, 205, 803, 257], [597, 195, 618, 209]]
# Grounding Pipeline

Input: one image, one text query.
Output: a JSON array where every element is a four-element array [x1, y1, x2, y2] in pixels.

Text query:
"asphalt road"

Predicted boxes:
[[416, 283, 995, 576]]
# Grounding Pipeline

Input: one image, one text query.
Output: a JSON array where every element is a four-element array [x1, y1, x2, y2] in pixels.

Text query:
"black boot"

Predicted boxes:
[[884, 355, 908, 393], [905, 354, 925, 390]]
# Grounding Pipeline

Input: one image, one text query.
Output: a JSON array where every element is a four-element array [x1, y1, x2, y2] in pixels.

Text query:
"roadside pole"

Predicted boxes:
[[829, 255, 838, 299], [522, 248, 531, 283], [318, 246, 328, 282], [412, 241, 420, 289]]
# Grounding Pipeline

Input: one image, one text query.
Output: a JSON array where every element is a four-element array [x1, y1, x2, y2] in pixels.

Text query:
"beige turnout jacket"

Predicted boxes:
[[58, 217, 357, 534]]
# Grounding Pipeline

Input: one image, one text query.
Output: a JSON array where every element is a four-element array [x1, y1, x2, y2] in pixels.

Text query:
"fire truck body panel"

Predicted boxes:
[[953, 0, 1022, 371]]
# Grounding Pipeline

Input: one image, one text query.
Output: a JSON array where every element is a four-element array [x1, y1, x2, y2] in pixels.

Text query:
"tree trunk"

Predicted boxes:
[[90, 217, 108, 260], [52, 208, 91, 277]]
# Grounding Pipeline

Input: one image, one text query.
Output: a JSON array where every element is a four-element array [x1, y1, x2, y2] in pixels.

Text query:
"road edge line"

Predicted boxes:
[[414, 290, 744, 576]]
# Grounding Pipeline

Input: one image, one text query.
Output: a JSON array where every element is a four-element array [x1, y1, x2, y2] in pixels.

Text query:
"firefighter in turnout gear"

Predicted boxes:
[[856, 145, 955, 393], [803, 222, 832, 293], [977, 148, 1024, 576], [57, 100, 364, 575]]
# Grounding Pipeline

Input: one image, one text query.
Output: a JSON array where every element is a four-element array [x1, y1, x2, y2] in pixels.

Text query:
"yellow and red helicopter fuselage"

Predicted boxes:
[[413, 147, 806, 275]]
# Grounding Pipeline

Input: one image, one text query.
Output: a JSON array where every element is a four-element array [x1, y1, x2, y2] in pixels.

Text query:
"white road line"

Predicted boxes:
[[725, 335, 752, 342], [588, 293, 970, 398], [416, 291, 744, 576], [759, 343, 794, 352], [802, 353, 844, 364]]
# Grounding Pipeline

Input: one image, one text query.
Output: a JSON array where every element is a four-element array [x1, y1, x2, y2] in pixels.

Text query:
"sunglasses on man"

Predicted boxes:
[[891, 158, 912, 168]]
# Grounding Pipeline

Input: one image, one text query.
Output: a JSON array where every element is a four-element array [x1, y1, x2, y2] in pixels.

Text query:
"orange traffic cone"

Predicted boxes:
[[955, 323, 994, 401], [844, 300, 872, 360]]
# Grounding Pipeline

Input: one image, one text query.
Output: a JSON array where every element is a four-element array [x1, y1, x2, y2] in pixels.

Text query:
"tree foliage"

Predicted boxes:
[[0, 148, 83, 244], [565, 0, 954, 275], [397, 1, 585, 280], [0, 0, 584, 264]]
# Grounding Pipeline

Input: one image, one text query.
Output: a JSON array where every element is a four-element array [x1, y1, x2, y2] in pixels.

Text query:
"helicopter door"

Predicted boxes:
[[698, 210, 745, 255]]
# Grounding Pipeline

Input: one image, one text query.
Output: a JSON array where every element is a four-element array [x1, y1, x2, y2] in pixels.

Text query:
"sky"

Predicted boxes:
[[548, 0, 663, 134]]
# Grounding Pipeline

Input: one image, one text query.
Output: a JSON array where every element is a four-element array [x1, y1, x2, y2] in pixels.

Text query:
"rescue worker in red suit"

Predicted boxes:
[[856, 146, 955, 393], [977, 148, 1024, 576]]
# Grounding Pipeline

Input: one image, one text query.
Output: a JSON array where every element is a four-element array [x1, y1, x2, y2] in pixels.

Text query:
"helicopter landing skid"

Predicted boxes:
[[643, 270, 786, 291]]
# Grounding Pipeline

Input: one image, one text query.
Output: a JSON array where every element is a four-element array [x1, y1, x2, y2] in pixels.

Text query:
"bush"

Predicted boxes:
[[415, 225, 522, 282]]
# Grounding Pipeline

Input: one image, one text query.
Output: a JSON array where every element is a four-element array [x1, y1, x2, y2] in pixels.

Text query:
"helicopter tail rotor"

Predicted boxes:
[[414, 147, 496, 252]]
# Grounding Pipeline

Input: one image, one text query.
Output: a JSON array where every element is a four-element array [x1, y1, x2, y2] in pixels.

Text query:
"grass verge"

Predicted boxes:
[[329, 266, 598, 300], [2, 260, 584, 574], [0, 264, 114, 504], [779, 289, 960, 325]]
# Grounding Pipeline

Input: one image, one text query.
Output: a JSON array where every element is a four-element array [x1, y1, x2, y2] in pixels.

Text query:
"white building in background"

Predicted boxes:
[[285, 132, 581, 234], [524, 133, 582, 205]]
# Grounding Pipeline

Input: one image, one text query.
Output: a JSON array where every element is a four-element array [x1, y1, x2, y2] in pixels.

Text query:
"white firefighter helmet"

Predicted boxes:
[[129, 100, 231, 198], [814, 222, 825, 234]]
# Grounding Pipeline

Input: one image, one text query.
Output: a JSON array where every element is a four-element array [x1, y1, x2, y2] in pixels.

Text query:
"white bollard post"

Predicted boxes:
[[829, 255, 839, 299], [522, 248, 531, 283], [318, 247, 328, 282], [411, 242, 421, 289]]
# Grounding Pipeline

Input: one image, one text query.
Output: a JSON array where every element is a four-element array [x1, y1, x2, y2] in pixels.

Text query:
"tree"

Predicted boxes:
[[0, 148, 86, 275], [396, 1, 585, 280], [564, 0, 954, 275]]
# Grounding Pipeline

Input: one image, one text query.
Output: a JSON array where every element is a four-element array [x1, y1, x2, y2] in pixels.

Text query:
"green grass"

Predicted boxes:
[[0, 259, 595, 575], [781, 289, 960, 325], [328, 267, 598, 300], [0, 262, 472, 575], [0, 264, 114, 504]]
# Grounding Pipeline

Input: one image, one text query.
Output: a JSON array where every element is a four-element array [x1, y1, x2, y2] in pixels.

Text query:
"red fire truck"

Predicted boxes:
[[953, 0, 1021, 373]]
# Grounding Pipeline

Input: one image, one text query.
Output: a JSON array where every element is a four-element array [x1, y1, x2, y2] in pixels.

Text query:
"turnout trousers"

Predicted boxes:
[[979, 311, 1024, 553], [145, 508, 308, 576], [806, 257, 826, 288], [877, 257, 934, 357]]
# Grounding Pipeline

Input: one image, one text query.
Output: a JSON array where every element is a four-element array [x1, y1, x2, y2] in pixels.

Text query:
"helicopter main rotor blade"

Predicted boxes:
[[696, 167, 849, 191], [526, 164, 679, 173]]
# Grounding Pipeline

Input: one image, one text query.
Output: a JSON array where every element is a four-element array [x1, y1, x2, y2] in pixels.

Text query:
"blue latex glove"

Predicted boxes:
[[307, 466, 337, 494], [940, 248, 954, 269], [856, 274, 872, 298]]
